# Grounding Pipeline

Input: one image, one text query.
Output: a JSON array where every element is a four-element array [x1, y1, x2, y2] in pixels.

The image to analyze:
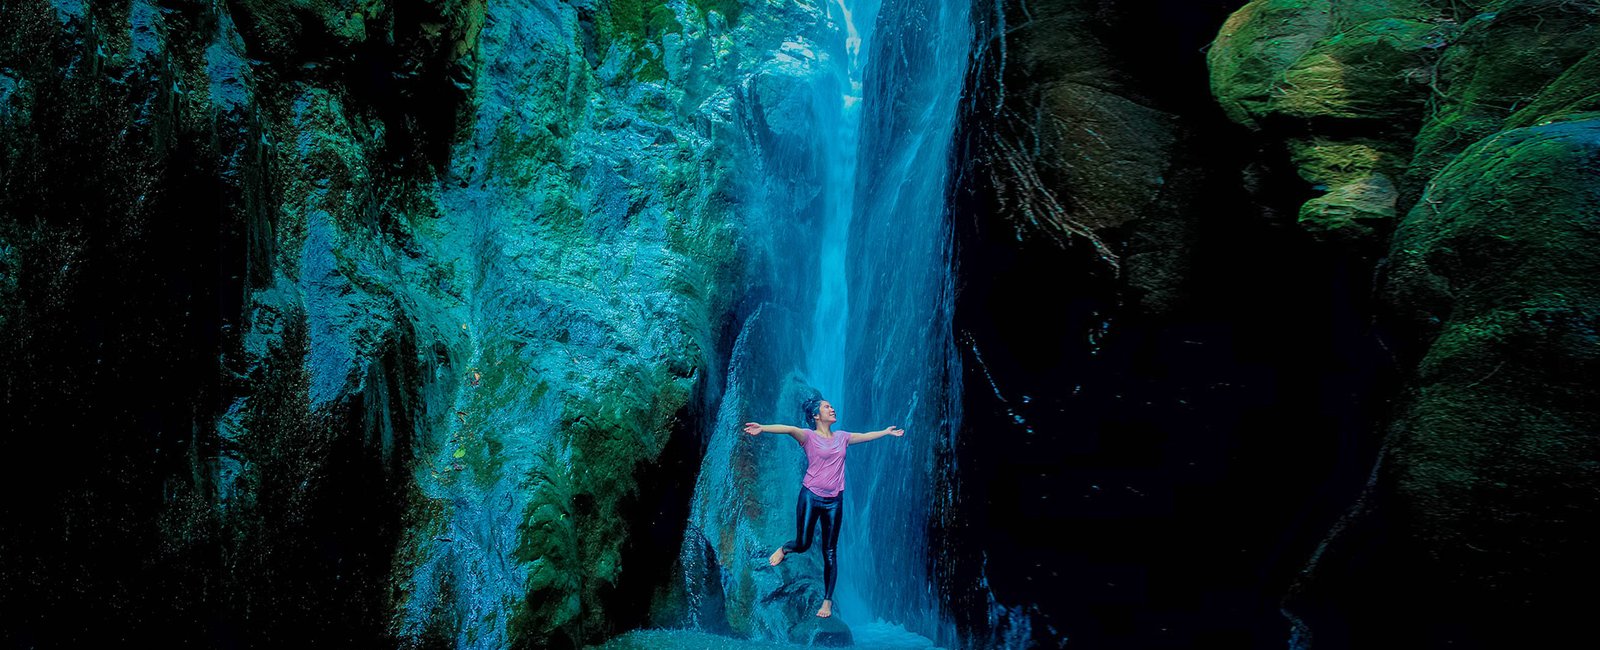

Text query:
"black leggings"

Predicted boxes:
[[782, 487, 843, 600]]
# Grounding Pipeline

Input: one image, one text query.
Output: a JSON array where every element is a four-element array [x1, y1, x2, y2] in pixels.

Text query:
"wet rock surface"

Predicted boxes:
[[1207, 1, 1600, 646], [0, 0, 769, 646], [4, 1, 1595, 649]]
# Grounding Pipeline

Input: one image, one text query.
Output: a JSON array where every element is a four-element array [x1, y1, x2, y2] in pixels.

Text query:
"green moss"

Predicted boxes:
[[508, 445, 583, 648], [1505, 50, 1600, 129], [485, 51, 588, 189], [1211, 0, 1600, 244], [1210, 0, 1600, 635], [688, 0, 743, 24], [1368, 113, 1600, 622], [500, 335, 700, 644], [1283, 135, 1414, 242], [1287, 137, 1406, 186], [1270, 18, 1445, 121], [600, 0, 685, 83], [1296, 172, 1398, 241], [1410, 0, 1600, 183], [1208, 0, 1333, 127], [1329, 0, 1444, 28], [607, 0, 685, 43], [1390, 116, 1600, 326], [1389, 302, 1600, 550]]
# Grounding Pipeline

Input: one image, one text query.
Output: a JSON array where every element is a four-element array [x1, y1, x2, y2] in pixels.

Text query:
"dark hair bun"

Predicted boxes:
[[801, 396, 824, 428]]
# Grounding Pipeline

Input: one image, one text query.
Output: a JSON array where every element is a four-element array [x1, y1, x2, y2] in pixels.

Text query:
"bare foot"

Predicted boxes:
[[769, 547, 785, 566], [817, 600, 833, 618]]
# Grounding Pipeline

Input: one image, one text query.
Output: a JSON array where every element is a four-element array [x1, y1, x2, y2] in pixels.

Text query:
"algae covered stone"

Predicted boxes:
[[1505, 49, 1600, 130], [1208, 1, 1454, 244], [1270, 18, 1444, 121], [1410, 0, 1600, 184], [1289, 114, 1600, 648], [1296, 172, 1399, 242], [1286, 138, 1408, 240], [1208, 0, 1333, 128]]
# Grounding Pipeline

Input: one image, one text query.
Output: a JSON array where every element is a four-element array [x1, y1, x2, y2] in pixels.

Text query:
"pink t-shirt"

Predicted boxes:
[[801, 428, 852, 498]]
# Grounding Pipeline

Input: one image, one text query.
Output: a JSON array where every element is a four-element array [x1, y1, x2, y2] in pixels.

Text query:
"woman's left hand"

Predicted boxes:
[[887, 426, 904, 437]]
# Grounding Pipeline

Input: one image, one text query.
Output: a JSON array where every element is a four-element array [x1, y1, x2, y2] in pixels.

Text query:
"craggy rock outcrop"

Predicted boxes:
[[0, 0, 803, 647], [945, 1, 1394, 648], [959, 0, 1195, 311], [1211, 0, 1600, 646], [1210, 0, 1600, 246], [382, 0, 776, 644], [1289, 113, 1600, 649], [672, 308, 836, 642], [1209, 0, 1452, 244], [2, 1, 481, 645]]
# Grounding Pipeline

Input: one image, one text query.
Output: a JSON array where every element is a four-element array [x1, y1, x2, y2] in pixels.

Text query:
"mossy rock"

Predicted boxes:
[[1284, 127, 1411, 244], [1387, 116, 1600, 333], [1287, 136, 1408, 187], [1209, 3, 1600, 641], [1269, 18, 1446, 121], [1285, 114, 1600, 648], [1209, 0, 1334, 128], [1296, 172, 1398, 242], [596, 0, 690, 83], [1409, 0, 1600, 183], [1378, 114, 1600, 630], [1506, 49, 1600, 129], [1328, 0, 1448, 29]]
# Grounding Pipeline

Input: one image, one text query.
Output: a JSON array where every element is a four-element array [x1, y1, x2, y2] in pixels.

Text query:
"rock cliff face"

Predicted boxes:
[[3, 1, 484, 644], [6, 0, 1595, 647], [1209, 0, 1600, 646], [943, 1, 1397, 647], [0, 0, 812, 646]]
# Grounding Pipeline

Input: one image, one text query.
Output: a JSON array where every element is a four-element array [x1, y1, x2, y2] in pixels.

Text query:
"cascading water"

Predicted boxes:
[[680, 0, 972, 646], [834, 0, 971, 642], [804, 0, 868, 404]]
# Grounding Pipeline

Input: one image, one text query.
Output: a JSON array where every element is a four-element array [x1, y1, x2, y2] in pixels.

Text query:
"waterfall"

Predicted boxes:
[[680, 0, 974, 645], [832, 0, 971, 641]]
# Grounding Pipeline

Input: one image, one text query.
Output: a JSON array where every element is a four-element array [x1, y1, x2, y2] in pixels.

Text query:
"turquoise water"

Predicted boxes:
[[832, 0, 971, 640], [591, 620, 947, 650], [675, 0, 972, 645]]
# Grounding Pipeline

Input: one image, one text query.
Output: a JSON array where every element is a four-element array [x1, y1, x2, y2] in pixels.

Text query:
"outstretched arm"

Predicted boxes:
[[744, 422, 806, 445], [847, 426, 905, 445]]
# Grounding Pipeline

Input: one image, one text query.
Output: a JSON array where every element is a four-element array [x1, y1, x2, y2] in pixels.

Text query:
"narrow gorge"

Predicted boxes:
[[3, 1, 1595, 648]]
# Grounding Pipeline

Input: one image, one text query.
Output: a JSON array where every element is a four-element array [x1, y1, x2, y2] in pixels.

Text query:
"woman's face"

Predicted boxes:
[[817, 400, 838, 425]]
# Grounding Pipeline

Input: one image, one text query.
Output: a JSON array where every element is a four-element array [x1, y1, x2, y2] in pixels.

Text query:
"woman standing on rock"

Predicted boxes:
[[743, 396, 905, 618]]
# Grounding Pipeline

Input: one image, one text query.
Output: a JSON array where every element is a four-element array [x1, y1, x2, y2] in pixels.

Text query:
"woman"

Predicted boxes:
[[743, 396, 905, 618]]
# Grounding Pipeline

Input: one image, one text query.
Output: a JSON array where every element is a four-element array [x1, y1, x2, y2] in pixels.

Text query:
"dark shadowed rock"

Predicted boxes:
[[1284, 114, 1600, 649], [789, 612, 855, 646], [1207, 2, 1600, 645], [1209, 0, 1453, 245]]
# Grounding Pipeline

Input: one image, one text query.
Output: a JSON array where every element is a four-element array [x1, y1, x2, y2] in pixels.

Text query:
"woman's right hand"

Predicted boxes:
[[743, 422, 762, 436]]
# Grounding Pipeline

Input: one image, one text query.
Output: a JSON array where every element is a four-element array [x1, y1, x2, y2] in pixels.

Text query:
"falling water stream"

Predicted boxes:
[[675, 0, 972, 646], [770, 0, 972, 645]]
